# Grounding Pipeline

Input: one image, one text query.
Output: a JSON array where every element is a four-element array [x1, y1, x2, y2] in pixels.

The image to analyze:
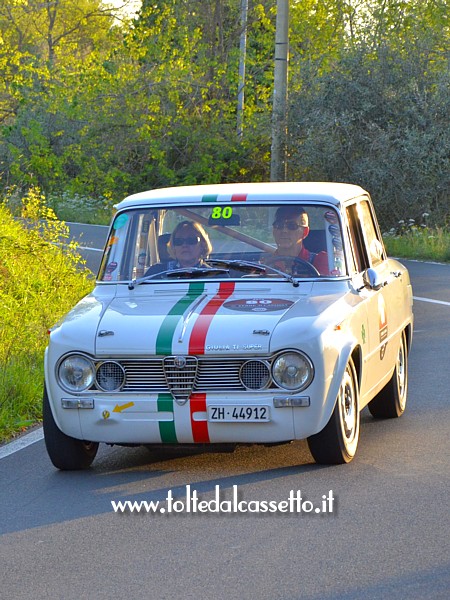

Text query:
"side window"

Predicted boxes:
[[346, 204, 369, 274], [358, 201, 385, 266], [346, 200, 385, 275], [98, 213, 132, 281], [98, 210, 158, 281]]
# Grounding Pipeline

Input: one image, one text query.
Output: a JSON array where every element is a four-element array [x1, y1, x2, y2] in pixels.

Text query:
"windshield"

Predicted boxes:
[[98, 203, 346, 283]]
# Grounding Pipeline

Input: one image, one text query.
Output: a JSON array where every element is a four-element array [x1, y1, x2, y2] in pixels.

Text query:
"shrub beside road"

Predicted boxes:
[[0, 190, 92, 442]]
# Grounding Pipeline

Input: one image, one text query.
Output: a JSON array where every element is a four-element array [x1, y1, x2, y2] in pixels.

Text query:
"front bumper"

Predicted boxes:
[[46, 388, 329, 445]]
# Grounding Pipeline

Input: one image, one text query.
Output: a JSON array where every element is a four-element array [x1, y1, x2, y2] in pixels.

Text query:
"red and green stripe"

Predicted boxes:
[[188, 282, 235, 355], [155, 282, 235, 443], [201, 193, 247, 203], [155, 282, 205, 442], [188, 282, 235, 443], [155, 282, 205, 355]]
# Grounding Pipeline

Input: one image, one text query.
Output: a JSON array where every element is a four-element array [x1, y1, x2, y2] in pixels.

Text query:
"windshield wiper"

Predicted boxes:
[[128, 260, 299, 290], [165, 267, 229, 278], [204, 259, 267, 273], [128, 266, 229, 289], [259, 262, 300, 287], [205, 259, 300, 288]]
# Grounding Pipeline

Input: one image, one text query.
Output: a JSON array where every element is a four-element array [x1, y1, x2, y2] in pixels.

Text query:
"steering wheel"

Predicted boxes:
[[263, 255, 320, 277]]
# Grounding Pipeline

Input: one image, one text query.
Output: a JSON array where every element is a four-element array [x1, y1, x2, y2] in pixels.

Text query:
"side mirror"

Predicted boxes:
[[363, 268, 383, 291]]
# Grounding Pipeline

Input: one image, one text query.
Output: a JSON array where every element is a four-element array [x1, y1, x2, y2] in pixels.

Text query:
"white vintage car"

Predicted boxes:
[[43, 182, 413, 469]]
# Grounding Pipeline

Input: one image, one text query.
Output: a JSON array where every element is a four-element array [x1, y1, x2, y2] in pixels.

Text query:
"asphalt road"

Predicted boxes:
[[66, 221, 109, 275], [1, 225, 449, 600]]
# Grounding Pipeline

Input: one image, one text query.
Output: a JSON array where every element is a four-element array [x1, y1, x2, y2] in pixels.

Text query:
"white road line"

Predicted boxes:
[[402, 258, 450, 266], [0, 428, 44, 460], [79, 246, 103, 252], [66, 221, 109, 228], [413, 296, 450, 307]]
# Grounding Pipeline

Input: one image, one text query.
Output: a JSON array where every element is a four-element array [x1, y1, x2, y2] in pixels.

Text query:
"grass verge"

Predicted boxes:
[[0, 188, 93, 444], [384, 227, 450, 263]]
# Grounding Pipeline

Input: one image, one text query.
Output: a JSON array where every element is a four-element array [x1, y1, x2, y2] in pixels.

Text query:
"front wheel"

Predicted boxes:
[[43, 385, 99, 470], [307, 358, 360, 464], [368, 330, 408, 419]]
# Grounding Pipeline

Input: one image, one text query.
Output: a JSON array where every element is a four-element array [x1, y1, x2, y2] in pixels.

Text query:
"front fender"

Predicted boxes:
[[44, 348, 83, 439], [311, 336, 358, 437]]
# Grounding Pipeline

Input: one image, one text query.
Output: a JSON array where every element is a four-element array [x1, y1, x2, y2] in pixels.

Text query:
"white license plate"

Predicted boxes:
[[208, 405, 270, 422]]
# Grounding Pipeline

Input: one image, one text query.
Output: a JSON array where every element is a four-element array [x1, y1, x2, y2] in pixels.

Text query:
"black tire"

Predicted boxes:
[[43, 385, 99, 470], [368, 330, 408, 419], [307, 358, 360, 464]]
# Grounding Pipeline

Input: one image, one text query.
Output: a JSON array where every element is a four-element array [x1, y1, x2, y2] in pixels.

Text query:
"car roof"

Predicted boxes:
[[115, 182, 368, 210]]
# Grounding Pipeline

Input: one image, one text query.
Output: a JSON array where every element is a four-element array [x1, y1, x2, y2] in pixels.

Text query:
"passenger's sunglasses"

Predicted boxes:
[[173, 236, 201, 247], [273, 221, 303, 231]]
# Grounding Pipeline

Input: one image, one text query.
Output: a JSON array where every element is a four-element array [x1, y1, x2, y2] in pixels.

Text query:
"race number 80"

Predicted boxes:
[[211, 206, 233, 219]]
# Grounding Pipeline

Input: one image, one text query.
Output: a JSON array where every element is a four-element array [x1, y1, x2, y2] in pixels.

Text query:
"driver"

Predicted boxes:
[[271, 206, 329, 275]]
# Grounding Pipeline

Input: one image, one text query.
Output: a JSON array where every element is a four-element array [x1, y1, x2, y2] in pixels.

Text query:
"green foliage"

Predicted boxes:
[[288, 0, 450, 230], [0, 188, 93, 441], [0, 0, 448, 226], [48, 192, 112, 225], [384, 225, 450, 263]]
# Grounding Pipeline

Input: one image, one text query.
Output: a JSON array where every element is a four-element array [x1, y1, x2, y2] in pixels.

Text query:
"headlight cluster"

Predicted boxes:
[[239, 351, 313, 391], [57, 351, 313, 394], [57, 354, 125, 393], [271, 352, 313, 390]]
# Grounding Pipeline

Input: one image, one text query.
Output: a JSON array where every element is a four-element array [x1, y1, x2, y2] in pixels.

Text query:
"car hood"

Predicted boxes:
[[94, 282, 346, 357]]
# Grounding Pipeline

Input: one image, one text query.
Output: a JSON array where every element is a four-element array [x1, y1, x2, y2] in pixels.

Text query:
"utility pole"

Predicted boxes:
[[270, 0, 289, 181], [237, 0, 248, 139]]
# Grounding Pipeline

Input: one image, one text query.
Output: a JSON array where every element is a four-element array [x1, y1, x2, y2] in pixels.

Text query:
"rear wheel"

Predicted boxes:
[[43, 385, 99, 470], [369, 331, 408, 419], [307, 358, 360, 464]]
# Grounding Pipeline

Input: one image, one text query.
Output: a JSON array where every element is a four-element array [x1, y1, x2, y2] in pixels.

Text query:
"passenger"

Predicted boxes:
[[271, 206, 329, 275], [167, 221, 212, 268], [146, 221, 212, 275]]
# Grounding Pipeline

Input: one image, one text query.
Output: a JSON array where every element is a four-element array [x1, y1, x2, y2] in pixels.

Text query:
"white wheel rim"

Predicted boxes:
[[338, 366, 359, 455], [397, 341, 407, 411]]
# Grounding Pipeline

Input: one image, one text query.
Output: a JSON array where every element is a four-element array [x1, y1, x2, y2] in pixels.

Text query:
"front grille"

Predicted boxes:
[[101, 357, 273, 394], [120, 360, 166, 391], [163, 356, 198, 404]]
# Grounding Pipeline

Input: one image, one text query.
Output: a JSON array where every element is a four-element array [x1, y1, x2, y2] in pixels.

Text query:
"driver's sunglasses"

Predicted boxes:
[[273, 220, 303, 231], [173, 236, 201, 247]]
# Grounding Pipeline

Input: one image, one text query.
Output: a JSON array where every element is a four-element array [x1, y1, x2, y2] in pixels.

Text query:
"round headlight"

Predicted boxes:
[[58, 354, 95, 393], [96, 361, 125, 392], [272, 352, 313, 391]]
